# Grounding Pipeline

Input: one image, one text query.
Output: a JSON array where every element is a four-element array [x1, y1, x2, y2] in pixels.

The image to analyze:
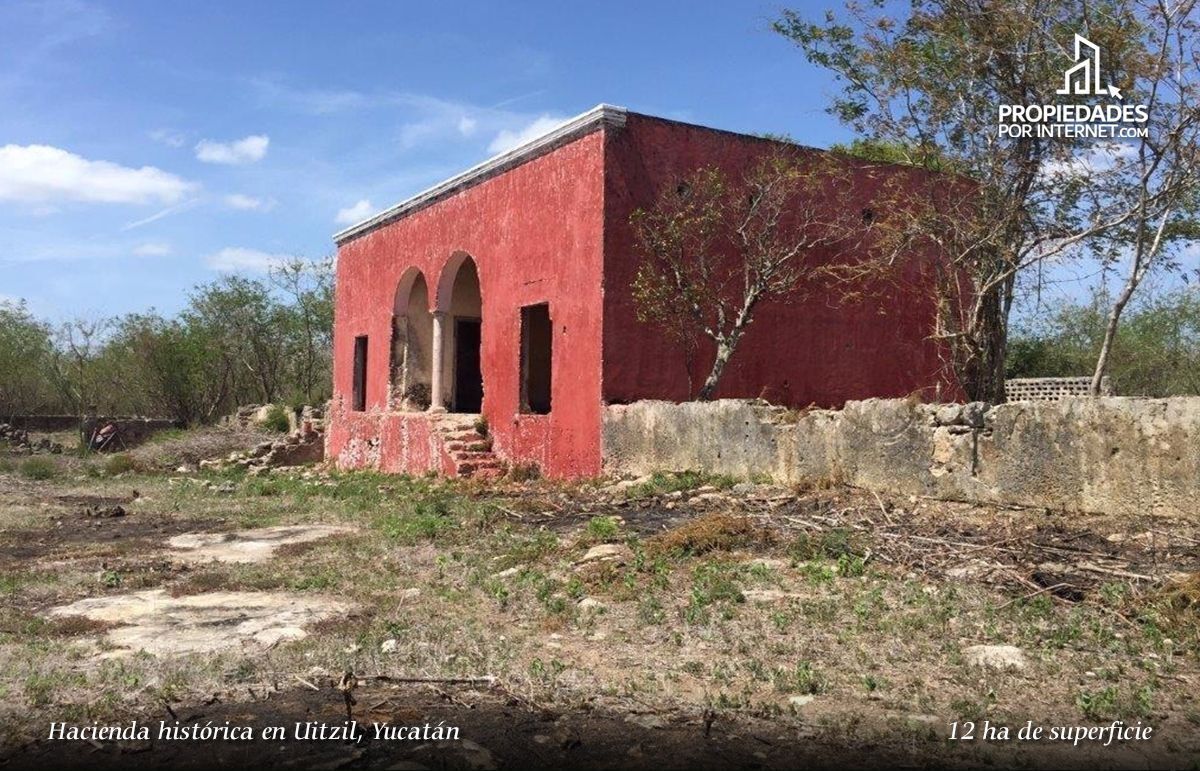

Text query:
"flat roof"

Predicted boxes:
[[332, 103, 628, 245]]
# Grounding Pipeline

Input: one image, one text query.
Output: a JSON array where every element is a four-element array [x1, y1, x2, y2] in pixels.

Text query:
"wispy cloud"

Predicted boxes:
[[0, 144, 194, 205], [195, 135, 269, 165], [224, 193, 275, 211], [120, 197, 201, 231], [206, 246, 294, 273], [249, 77, 370, 115], [487, 114, 567, 154], [149, 128, 187, 148], [335, 199, 377, 225], [132, 242, 171, 257], [249, 78, 562, 155]]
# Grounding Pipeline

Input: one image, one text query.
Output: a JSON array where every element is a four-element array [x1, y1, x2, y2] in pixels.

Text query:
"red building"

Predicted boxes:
[[327, 105, 951, 478]]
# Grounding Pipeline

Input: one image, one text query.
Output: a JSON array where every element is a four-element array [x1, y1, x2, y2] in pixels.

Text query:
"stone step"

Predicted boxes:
[[444, 430, 486, 442], [450, 450, 495, 462], [445, 440, 491, 452], [456, 459, 503, 477]]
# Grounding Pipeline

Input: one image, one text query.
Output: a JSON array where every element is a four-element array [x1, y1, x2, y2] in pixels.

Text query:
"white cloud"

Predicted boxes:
[[206, 246, 294, 273], [224, 193, 275, 211], [335, 199, 377, 225], [194, 135, 269, 165], [0, 144, 193, 205], [132, 242, 171, 257], [1042, 142, 1137, 180], [457, 115, 478, 136], [487, 115, 567, 154]]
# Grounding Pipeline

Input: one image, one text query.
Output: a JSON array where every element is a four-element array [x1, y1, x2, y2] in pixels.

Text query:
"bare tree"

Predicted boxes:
[[1082, 0, 1200, 394], [631, 151, 855, 400], [775, 0, 1156, 401]]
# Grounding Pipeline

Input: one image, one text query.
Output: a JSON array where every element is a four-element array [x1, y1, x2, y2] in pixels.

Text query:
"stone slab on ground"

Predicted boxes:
[[48, 588, 353, 656], [166, 524, 355, 563]]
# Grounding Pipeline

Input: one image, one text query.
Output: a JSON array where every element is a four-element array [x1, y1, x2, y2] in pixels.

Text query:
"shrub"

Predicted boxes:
[[102, 453, 140, 476], [586, 516, 621, 540], [19, 457, 57, 480], [262, 404, 291, 433], [507, 462, 540, 482]]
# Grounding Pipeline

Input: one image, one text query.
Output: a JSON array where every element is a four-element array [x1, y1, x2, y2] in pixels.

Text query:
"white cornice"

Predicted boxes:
[[332, 103, 628, 245]]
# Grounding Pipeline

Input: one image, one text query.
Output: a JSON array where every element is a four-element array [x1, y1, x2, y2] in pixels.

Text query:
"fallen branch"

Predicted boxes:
[[361, 675, 498, 687], [997, 583, 1074, 610], [293, 675, 321, 691]]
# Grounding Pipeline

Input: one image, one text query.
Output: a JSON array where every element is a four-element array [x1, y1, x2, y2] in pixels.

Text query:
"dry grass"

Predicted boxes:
[[2, 460, 1200, 766], [127, 424, 271, 469], [646, 512, 775, 557]]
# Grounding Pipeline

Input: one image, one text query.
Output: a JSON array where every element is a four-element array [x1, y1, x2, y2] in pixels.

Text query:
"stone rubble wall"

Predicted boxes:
[[602, 397, 1200, 518]]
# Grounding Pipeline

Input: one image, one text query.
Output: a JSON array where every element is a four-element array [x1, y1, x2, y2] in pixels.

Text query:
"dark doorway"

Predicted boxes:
[[352, 335, 368, 411], [520, 304, 552, 414], [453, 318, 483, 413]]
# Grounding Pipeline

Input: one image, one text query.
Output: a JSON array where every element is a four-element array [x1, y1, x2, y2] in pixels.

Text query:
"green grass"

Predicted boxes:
[[586, 515, 621, 540], [102, 453, 141, 476], [19, 457, 57, 480], [773, 661, 827, 695]]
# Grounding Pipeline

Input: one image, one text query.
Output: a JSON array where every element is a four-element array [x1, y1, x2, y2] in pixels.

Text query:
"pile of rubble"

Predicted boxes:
[[0, 423, 64, 454], [199, 424, 324, 475], [223, 403, 325, 432]]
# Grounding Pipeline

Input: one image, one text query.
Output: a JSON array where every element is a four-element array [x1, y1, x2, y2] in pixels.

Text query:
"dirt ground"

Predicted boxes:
[[1, 430, 1199, 769]]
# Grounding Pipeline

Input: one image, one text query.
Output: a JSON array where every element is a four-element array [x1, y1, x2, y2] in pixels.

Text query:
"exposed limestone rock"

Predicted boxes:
[[577, 543, 634, 566], [167, 524, 354, 563], [963, 644, 1028, 671], [49, 589, 352, 656]]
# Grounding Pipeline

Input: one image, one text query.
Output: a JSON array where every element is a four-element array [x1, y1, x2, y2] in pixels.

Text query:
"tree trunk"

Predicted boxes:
[[697, 339, 736, 400], [1091, 277, 1137, 396], [963, 282, 1010, 403]]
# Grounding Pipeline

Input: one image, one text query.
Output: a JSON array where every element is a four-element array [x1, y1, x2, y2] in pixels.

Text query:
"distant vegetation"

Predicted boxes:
[[0, 257, 332, 423], [1008, 287, 1200, 397]]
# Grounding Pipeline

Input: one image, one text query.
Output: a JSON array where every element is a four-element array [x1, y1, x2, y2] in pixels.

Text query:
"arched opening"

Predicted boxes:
[[389, 268, 433, 411], [436, 254, 483, 413]]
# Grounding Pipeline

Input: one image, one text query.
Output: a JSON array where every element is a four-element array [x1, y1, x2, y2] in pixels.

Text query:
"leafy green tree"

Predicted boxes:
[[0, 300, 55, 416], [269, 256, 334, 405], [1009, 287, 1200, 396], [184, 276, 290, 406]]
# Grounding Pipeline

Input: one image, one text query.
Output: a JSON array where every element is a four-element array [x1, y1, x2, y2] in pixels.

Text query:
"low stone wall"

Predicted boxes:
[[81, 416, 181, 446], [6, 415, 180, 445], [602, 397, 1200, 518], [5, 415, 82, 432]]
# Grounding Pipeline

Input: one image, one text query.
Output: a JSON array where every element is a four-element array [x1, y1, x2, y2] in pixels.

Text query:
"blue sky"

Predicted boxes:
[[1, 0, 854, 321]]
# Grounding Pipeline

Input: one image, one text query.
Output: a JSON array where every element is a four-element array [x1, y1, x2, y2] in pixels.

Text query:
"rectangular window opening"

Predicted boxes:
[[352, 335, 368, 411], [520, 304, 552, 415]]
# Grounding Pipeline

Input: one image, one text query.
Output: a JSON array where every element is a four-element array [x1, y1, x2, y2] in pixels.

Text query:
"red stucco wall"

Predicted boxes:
[[327, 131, 607, 477], [600, 113, 957, 407]]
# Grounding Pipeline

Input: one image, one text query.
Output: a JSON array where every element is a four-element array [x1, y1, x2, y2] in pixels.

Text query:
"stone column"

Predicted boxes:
[[429, 311, 447, 412]]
